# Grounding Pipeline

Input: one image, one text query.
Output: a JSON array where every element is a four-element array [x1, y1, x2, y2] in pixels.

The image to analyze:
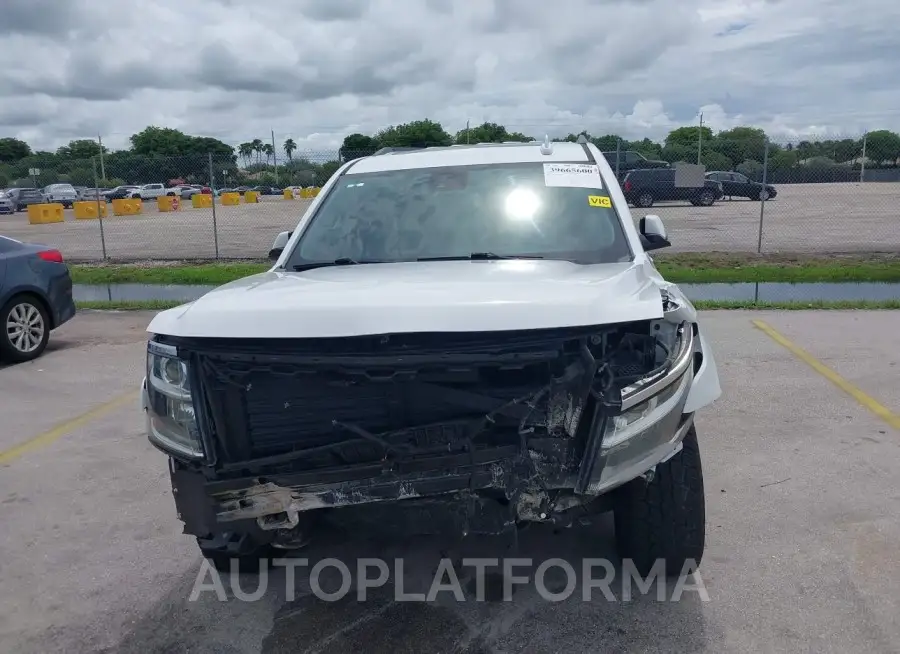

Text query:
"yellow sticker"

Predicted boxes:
[[588, 195, 611, 208]]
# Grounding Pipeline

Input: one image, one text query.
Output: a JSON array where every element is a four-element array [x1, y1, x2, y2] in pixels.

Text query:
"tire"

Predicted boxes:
[[636, 192, 654, 208], [758, 189, 769, 201], [167, 192, 176, 196], [613, 425, 705, 577], [131, 194, 141, 199], [197, 536, 274, 574], [1, 295, 50, 363], [697, 191, 715, 206]]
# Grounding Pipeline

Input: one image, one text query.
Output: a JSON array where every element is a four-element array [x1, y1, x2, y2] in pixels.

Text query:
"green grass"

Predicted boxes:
[[70, 254, 900, 286], [77, 299, 900, 312], [71, 262, 268, 286]]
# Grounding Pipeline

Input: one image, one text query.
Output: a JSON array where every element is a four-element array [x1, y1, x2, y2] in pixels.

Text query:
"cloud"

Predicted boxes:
[[0, 0, 898, 153]]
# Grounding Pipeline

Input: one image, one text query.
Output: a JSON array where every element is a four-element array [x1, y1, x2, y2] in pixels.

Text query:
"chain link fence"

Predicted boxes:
[[1, 141, 898, 261]]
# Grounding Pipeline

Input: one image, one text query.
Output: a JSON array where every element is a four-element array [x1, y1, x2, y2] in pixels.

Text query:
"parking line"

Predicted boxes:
[[0, 390, 138, 466], [753, 319, 900, 431]]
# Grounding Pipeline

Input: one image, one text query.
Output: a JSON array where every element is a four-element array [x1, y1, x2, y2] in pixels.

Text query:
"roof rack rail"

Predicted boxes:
[[372, 146, 428, 156]]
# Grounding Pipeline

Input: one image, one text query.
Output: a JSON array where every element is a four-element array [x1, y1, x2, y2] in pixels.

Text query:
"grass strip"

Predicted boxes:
[[70, 254, 900, 286]]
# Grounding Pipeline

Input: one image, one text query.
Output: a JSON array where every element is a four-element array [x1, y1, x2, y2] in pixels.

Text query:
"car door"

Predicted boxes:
[[730, 173, 754, 197]]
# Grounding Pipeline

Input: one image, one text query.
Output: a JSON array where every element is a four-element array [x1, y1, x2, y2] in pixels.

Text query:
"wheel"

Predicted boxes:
[[131, 194, 141, 199], [636, 192, 654, 208], [697, 190, 715, 206], [167, 192, 176, 196], [758, 189, 769, 201], [1, 296, 50, 363], [613, 425, 705, 577]]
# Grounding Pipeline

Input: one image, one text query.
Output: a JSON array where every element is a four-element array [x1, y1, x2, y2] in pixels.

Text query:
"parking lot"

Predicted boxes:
[[1, 309, 899, 653], [1, 183, 898, 259]]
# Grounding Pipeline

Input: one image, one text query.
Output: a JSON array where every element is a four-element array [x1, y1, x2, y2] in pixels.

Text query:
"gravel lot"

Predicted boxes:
[[0, 183, 898, 260], [1, 309, 899, 653]]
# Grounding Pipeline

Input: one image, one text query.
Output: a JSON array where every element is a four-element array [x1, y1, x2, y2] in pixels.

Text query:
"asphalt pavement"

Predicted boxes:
[[1, 310, 899, 653]]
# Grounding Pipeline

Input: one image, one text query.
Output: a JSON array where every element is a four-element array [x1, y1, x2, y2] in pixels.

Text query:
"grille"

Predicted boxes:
[[188, 327, 599, 465]]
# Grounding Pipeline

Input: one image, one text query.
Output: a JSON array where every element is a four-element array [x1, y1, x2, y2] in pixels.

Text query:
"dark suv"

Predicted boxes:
[[622, 168, 724, 208], [705, 171, 777, 200], [5, 188, 44, 211]]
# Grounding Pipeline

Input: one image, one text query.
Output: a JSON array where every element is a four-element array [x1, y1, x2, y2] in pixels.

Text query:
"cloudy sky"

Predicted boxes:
[[2, 0, 898, 153]]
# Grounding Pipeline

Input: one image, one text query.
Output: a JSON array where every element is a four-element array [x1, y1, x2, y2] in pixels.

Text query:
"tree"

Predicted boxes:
[[715, 127, 768, 164], [130, 126, 194, 156], [454, 122, 530, 145], [665, 126, 712, 151], [317, 160, 343, 184], [736, 159, 763, 180], [864, 130, 900, 165], [590, 134, 624, 151], [339, 133, 381, 161], [238, 142, 253, 167], [0, 137, 31, 163], [56, 139, 105, 160], [769, 149, 799, 171], [262, 143, 274, 166], [660, 144, 696, 164], [283, 138, 296, 163], [251, 139, 264, 165], [375, 119, 452, 148], [699, 150, 732, 172]]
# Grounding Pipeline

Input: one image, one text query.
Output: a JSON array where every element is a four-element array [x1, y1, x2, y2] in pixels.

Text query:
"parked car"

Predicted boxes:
[[41, 183, 78, 208], [6, 188, 45, 211], [249, 185, 282, 196], [705, 171, 777, 200], [79, 188, 107, 201], [105, 186, 140, 200], [602, 150, 670, 180], [141, 139, 721, 573], [167, 185, 202, 199], [0, 235, 76, 362], [0, 191, 15, 214], [622, 168, 724, 208]]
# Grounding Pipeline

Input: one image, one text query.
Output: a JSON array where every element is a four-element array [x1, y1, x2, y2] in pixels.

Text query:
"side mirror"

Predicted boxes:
[[268, 230, 293, 261], [638, 214, 670, 251]]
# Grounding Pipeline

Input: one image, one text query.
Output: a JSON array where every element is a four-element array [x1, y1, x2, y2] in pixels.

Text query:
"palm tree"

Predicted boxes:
[[238, 142, 253, 167], [263, 143, 274, 167], [283, 138, 296, 163], [251, 138, 264, 165]]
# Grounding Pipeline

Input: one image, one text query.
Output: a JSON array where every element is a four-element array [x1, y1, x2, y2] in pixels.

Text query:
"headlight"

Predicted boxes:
[[602, 324, 694, 450], [146, 340, 203, 459], [602, 375, 687, 449]]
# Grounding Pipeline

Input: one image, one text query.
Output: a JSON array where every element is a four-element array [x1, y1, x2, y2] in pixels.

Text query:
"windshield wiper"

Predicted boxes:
[[417, 252, 544, 262], [292, 257, 385, 271]]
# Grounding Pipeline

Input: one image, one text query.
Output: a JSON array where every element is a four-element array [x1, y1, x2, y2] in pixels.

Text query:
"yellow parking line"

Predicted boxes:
[[752, 319, 900, 430], [0, 391, 138, 466]]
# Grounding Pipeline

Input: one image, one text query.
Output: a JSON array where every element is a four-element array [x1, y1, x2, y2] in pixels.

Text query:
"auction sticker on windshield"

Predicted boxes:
[[543, 163, 602, 188], [588, 195, 612, 208]]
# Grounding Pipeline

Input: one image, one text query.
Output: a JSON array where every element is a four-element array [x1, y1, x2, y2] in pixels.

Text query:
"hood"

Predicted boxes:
[[147, 259, 666, 339]]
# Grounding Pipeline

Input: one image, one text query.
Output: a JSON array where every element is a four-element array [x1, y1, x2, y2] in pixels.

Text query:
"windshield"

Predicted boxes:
[[287, 162, 631, 266]]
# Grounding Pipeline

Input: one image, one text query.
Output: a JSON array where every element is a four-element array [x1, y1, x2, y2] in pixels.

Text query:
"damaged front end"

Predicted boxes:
[[144, 303, 700, 545]]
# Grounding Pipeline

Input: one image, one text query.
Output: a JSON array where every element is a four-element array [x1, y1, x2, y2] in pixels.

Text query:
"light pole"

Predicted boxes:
[[697, 112, 704, 165]]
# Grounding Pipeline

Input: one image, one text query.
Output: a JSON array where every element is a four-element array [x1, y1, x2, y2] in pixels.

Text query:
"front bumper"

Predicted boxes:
[[143, 320, 711, 536]]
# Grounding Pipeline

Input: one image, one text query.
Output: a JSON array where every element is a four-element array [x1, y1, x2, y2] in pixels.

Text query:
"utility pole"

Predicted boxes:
[[860, 131, 868, 183], [97, 134, 106, 181], [271, 130, 278, 185], [466, 120, 470, 144], [697, 112, 703, 165]]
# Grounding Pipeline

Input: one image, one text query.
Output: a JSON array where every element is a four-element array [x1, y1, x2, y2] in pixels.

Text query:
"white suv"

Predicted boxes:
[[141, 138, 721, 574]]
